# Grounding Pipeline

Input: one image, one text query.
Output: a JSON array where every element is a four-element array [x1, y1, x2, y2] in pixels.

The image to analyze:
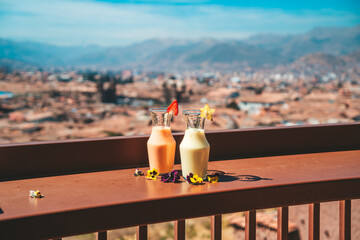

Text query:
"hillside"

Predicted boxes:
[[1, 25, 359, 71]]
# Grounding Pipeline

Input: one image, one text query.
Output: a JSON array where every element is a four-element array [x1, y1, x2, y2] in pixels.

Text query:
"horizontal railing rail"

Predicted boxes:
[[0, 123, 359, 240], [1, 122, 360, 181]]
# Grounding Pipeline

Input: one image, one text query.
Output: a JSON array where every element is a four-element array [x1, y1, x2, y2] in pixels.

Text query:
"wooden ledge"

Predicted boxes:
[[1, 123, 360, 181], [1, 150, 360, 239]]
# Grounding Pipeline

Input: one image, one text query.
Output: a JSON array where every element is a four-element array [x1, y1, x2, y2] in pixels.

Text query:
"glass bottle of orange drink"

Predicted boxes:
[[147, 106, 176, 174], [180, 109, 210, 179]]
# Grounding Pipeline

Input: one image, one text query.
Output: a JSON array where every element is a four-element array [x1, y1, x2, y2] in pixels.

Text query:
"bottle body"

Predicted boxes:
[[180, 128, 209, 178], [147, 108, 175, 174], [147, 126, 175, 174], [179, 110, 210, 179]]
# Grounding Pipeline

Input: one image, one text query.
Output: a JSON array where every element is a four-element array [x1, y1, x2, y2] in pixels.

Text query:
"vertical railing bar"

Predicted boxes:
[[137, 225, 148, 240], [96, 231, 107, 240], [245, 211, 256, 240], [309, 203, 320, 240], [174, 220, 185, 240], [340, 200, 351, 240], [211, 215, 222, 240], [277, 207, 288, 240]]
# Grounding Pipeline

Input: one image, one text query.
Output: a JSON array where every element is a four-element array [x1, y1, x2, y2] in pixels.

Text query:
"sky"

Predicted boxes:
[[0, 0, 359, 46]]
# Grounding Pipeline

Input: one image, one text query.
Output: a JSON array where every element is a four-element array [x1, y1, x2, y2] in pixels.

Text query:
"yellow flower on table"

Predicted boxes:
[[207, 175, 219, 183], [190, 174, 203, 184], [146, 168, 159, 180]]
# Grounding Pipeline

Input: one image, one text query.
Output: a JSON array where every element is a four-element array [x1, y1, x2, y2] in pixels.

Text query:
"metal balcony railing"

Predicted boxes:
[[0, 123, 360, 240]]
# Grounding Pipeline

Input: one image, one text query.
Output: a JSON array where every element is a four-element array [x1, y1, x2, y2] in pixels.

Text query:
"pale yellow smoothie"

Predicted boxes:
[[180, 128, 210, 178]]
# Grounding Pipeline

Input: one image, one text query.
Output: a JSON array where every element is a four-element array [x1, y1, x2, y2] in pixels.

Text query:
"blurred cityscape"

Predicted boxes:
[[1, 47, 360, 144], [1, 1, 360, 238], [1, 24, 360, 144]]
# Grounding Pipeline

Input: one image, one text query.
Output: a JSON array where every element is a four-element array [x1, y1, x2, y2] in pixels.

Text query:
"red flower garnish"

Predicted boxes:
[[167, 100, 178, 116]]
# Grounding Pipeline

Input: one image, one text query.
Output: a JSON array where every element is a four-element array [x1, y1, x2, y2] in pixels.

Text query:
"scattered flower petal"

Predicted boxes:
[[29, 190, 44, 198], [134, 168, 144, 176], [146, 168, 159, 180]]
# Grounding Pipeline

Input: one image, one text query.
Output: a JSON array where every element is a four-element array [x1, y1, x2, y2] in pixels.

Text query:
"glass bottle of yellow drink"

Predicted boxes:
[[180, 110, 210, 179], [147, 108, 176, 174]]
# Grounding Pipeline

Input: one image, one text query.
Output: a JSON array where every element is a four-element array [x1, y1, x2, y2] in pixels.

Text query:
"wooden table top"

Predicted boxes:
[[1, 150, 360, 239]]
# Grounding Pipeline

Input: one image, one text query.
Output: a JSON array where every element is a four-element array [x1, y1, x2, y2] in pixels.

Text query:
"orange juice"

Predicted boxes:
[[147, 126, 176, 174]]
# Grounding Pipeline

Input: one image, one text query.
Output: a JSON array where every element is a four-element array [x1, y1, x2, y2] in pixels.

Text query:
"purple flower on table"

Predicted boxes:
[[171, 170, 180, 183], [161, 170, 181, 183], [186, 173, 194, 184], [161, 173, 171, 182]]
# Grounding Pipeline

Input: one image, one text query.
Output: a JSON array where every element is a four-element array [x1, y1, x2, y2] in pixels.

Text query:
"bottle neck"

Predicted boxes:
[[150, 108, 173, 128], [183, 110, 205, 130]]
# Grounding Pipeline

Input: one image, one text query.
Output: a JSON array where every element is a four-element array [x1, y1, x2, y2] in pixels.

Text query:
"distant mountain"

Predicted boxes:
[[185, 41, 282, 69], [77, 39, 199, 68], [288, 49, 360, 74], [0, 25, 359, 71], [294, 52, 347, 67], [0, 38, 104, 67], [343, 49, 360, 62], [245, 26, 360, 57], [0, 58, 37, 71]]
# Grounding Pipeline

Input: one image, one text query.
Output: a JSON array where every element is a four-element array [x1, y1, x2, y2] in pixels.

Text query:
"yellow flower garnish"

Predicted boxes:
[[200, 103, 216, 121], [146, 168, 159, 180], [207, 175, 219, 183], [190, 174, 203, 184]]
